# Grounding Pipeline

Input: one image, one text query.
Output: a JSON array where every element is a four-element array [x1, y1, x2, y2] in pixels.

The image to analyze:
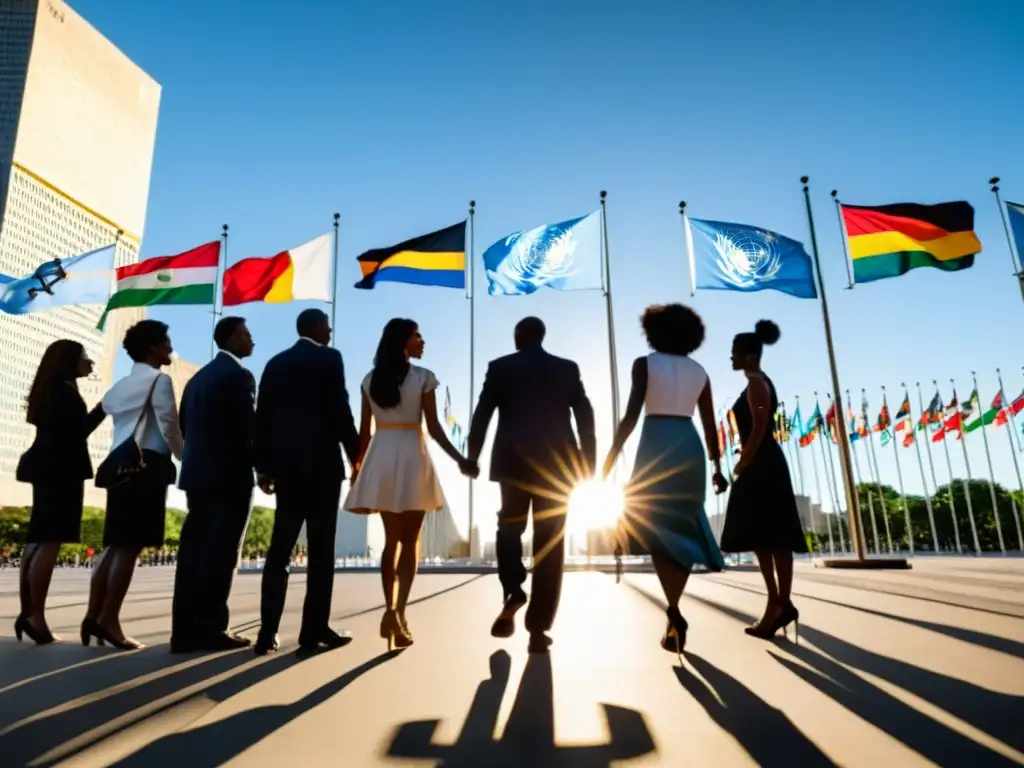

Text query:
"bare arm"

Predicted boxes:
[[696, 379, 722, 476], [736, 376, 771, 471], [467, 363, 498, 464], [603, 357, 646, 477], [355, 390, 373, 469], [423, 388, 466, 464], [569, 363, 596, 476], [152, 374, 183, 461]]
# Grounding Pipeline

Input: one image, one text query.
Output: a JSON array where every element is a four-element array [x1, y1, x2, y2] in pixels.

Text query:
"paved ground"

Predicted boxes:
[[0, 559, 1021, 766]]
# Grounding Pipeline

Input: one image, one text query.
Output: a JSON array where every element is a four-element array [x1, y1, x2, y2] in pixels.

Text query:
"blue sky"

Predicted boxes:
[[77, 0, 1024, 542]]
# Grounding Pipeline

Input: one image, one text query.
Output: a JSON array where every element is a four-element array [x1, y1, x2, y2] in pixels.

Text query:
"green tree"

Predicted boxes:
[[164, 508, 187, 548], [0, 507, 31, 554], [243, 506, 275, 557]]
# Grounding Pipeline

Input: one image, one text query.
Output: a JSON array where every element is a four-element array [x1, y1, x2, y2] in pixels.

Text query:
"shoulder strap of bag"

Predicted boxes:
[[131, 376, 160, 443]]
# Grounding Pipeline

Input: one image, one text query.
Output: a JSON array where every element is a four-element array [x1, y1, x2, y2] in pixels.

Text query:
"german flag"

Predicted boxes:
[[840, 201, 981, 285], [355, 221, 466, 290]]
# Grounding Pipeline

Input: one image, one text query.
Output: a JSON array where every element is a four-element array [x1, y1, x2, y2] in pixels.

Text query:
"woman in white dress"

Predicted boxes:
[[344, 318, 474, 649]]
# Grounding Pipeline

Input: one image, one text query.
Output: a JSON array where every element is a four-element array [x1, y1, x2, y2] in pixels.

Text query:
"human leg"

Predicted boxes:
[[26, 542, 60, 633], [258, 483, 305, 641], [96, 547, 143, 642], [394, 511, 425, 619], [523, 492, 566, 638], [298, 474, 342, 642]]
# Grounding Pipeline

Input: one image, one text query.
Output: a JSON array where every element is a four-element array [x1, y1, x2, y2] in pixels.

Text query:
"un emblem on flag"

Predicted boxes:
[[711, 231, 783, 288], [27, 258, 67, 299]]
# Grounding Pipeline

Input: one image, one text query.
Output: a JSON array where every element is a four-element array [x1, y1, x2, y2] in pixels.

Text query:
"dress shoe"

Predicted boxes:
[[254, 634, 280, 656], [528, 632, 553, 653], [298, 627, 353, 651], [490, 590, 527, 639]]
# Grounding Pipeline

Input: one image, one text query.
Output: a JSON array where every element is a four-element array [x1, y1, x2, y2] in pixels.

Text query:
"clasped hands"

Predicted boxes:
[[459, 457, 480, 479]]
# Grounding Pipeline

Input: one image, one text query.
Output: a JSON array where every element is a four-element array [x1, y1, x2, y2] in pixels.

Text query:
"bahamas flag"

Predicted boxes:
[[686, 217, 817, 299], [0, 244, 116, 315], [356, 221, 466, 290], [482, 211, 602, 296]]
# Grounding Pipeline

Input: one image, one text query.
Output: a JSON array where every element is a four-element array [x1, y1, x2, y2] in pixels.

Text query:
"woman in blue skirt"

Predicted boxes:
[[603, 304, 728, 657]]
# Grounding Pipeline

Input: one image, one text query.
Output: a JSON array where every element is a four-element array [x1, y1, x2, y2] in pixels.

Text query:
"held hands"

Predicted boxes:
[[257, 473, 275, 495], [601, 452, 616, 480], [459, 456, 480, 479], [712, 471, 729, 495]]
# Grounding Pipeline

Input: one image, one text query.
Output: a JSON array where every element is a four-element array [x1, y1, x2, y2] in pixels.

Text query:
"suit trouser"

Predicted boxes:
[[496, 483, 566, 633], [172, 487, 253, 639], [259, 470, 341, 641]]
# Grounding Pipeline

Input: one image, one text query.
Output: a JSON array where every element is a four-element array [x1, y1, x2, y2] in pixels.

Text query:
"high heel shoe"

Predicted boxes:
[[14, 615, 56, 645], [661, 607, 688, 662], [774, 600, 800, 645], [90, 622, 144, 651], [80, 618, 106, 647], [379, 610, 413, 651]]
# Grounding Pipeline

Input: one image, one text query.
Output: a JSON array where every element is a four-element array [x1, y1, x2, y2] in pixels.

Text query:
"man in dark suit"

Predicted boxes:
[[253, 308, 360, 654], [467, 316, 596, 653], [172, 316, 256, 652]]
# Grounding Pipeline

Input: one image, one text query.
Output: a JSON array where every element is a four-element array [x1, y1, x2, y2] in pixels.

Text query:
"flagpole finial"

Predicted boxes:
[[222, 224, 228, 236], [333, 212, 339, 225], [800, 176, 809, 190], [990, 176, 1000, 187], [678, 200, 686, 214], [830, 190, 838, 199], [901, 381, 906, 388], [469, 200, 475, 214], [600, 190, 607, 203]]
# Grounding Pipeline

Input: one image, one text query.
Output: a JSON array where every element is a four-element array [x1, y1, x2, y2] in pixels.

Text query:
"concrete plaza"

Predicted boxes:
[[0, 558, 1021, 766]]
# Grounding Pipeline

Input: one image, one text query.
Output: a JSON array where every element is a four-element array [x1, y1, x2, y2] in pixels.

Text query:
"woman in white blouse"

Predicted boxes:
[[82, 320, 183, 650]]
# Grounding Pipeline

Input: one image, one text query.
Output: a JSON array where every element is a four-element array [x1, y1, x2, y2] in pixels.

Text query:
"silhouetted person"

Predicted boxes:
[[16, 340, 105, 644], [253, 309, 359, 654], [467, 316, 595, 653], [171, 316, 257, 652]]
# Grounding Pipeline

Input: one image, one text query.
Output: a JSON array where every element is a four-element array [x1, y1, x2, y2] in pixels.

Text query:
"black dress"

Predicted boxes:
[[719, 375, 808, 554], [103, 451, 175, 549], [17, 382, 105, 544]]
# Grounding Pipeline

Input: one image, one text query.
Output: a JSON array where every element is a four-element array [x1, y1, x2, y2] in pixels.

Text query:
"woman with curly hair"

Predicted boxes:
[[603, 304, 727, 659]]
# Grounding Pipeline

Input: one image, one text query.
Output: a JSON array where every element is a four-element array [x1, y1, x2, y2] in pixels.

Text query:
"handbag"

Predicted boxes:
[[95, 377, 159, 490]]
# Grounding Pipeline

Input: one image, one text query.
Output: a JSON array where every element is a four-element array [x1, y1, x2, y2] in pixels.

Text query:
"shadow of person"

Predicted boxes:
[[676, 652, 835, 767], [386, 650, 656, 767], [676, 591, 1020, 766], [110, 650, 400, 766]]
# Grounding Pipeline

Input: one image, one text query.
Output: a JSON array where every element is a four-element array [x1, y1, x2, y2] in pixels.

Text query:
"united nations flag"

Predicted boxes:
[[686, 217, 817, 299]]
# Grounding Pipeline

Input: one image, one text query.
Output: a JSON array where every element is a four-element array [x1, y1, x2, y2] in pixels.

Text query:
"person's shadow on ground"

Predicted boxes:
[[110, 650, 400, 766], [386, 650, 656, 767]]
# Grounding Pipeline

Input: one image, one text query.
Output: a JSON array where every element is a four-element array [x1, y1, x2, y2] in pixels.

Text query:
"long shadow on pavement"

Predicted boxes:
[[386, 650, 656, 767], [706, 577, 1024, 660], [677, 652, 836, 767], [109, 650, 399, 766], [680, 590, 1022, 766]]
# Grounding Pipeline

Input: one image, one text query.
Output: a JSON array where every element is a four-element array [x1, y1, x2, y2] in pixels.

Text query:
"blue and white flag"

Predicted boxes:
[[482, 211, 602, 296], [1007, 201, 1024, 267], [686, 217, 817, 299], [0, 244, 117, 315]]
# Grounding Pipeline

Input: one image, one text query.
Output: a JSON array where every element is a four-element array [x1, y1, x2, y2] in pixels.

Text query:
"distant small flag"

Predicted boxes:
[[483, 211, 602, 296], [686, 217, 817, 299], [840, 201, 981, 285], [994, 390, 1024, 427], [0, 244, 116, 315], [893, 395, 912, 431], [223, 234, 333, 306], [99, 242, 219, 329], [356, 221, 466, 290], [1006, 202, 1024, 265], [918, 391, 943, 429]]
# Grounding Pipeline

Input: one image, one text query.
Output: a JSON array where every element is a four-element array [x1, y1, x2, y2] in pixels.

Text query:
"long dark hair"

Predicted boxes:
[[369, 318, 417, 409], [27, 339, 84, 425]]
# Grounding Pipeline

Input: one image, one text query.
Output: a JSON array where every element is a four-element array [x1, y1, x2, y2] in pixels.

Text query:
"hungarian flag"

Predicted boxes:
[[222, 234, 333, 306], [98, 242, 219, 329], [894, 395, 912, 431]]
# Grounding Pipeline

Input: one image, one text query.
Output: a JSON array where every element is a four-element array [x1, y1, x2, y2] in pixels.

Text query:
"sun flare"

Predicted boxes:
[[567, 478, 626, 533]]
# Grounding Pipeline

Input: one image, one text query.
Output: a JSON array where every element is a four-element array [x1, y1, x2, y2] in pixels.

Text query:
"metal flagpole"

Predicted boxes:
[[210, 224, 228, 360], [972, 371, 1007, 553], [466, 201, 476, 557], [809, 425, 834, 555], [989, 177, 1024, 305], [830, 190, 856, 289], [997, 368, 1024, 547], [330, 214, 340, 349], [793, 395, 816, 552], [601, 191, 621, 433], [951, 378, 982, 554], [931, 381, 963, 553], [904, 383, 940, 552], [919, 382, 959, 553], [848, 390, 880, 554], [881, 386, 913, 554], [864, 413, 895, 553], [800, 178, 877, 564], [821, 395, 848, 552]]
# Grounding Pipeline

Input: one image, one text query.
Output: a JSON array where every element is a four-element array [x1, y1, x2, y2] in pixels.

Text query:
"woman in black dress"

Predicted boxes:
[[719, 320, 807, 640], [16, 340, 105, 644]]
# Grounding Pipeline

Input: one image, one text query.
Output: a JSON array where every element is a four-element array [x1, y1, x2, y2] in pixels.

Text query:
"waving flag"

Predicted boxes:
[[0, 244, 116, 315], [356, 221, 466, 290], [223, 234, 332, 306], [918, 391, 943, 429], [483, 212, 602, 296], [687, 217, 817, 299]]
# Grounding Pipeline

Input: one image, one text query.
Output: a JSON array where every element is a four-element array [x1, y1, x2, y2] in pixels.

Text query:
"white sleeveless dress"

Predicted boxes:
[[342, 365, 447, 514]]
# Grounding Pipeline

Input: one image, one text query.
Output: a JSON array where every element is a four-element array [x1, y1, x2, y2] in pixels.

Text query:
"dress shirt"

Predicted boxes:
[[102, 362, 184, 460]]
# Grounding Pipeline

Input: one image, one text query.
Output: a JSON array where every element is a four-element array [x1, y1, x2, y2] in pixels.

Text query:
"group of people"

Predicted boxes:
[[14, 301, 808, 658]]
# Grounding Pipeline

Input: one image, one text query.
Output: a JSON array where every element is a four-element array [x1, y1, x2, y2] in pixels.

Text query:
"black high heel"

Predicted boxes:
[[775, 600, 800, 645], [91, 622, 144, 651], [15, 615, 56, 645], [80, 618, 106, 647], [662, 607, 688, 661]]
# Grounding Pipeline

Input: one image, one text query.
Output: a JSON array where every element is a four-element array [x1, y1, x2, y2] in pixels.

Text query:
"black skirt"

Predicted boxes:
[[27, 482, 85, 544], [720, 441, 809, 554], [102, 451, 173, 550]]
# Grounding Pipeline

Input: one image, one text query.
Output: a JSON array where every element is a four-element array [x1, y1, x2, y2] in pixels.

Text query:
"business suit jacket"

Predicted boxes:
[[255, 339, 360, 481], [18, 381, 105, 484], [468, 344, 596, 488], [178, 352, 256, 493]]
